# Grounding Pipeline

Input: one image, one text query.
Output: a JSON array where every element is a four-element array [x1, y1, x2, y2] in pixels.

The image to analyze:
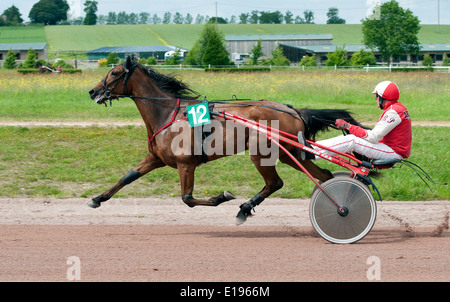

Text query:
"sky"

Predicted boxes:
[[2, 0, 449, 25]]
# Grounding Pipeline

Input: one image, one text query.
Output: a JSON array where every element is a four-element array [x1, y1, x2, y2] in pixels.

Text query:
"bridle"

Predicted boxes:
[[99, 62, 139, 105]]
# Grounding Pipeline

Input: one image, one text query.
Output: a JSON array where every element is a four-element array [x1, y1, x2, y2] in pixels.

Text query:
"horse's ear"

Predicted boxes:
[[124, 55, 132, 70]]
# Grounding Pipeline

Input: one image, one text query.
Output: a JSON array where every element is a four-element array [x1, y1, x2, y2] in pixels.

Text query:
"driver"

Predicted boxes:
[[310, 81, 412, 161]]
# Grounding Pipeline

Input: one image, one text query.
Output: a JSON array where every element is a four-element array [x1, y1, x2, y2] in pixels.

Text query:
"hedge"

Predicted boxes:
[[17, 69, 82, 74], [205, 67, 271, 73]]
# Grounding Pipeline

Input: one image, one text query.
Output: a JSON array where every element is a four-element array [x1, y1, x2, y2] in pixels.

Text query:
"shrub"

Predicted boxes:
[[325, 46, 349, 66], [147, 57, 157, 65], [350, 49, 376, 66], [98, 58, 107, 67], [205, 67, 270, 72], [443, 54, 450, 66], [299, 55, 317, 66], [23, 48, 37, 68], [3, 49, 17, 69], [422, 54, 433, 67], [106, 52, 119, 66]]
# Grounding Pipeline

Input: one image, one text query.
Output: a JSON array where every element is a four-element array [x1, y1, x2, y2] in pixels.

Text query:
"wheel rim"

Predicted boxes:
[[310, 177, 376, 244]]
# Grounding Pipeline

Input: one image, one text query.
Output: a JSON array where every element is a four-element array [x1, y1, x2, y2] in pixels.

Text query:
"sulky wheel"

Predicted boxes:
[[309, 176, 376, 244], [311, 170, 353, 196]]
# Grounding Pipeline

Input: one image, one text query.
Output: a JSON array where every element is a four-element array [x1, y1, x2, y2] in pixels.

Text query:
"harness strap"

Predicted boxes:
[[148, 99, 186, 153]]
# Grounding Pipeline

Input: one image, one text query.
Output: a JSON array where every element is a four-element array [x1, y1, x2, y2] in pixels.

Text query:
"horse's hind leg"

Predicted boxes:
[[177, 163, 236, 207], [87, 153, 165, 208], [235, 155, 284, 225]]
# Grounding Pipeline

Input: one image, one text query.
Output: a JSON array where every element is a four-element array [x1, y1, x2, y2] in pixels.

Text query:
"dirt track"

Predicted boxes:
[[0, 197, 448, 282]]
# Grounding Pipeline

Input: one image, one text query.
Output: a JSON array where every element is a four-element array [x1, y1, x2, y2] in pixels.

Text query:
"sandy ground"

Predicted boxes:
[[0, 197, 448, 283]]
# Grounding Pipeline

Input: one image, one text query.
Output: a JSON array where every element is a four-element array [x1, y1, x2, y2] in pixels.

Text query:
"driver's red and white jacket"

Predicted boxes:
[[348, 100, 412, 158]]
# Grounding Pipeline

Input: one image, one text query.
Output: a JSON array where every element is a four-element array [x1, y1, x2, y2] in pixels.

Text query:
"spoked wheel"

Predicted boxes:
[[309, 176, 376, 244]]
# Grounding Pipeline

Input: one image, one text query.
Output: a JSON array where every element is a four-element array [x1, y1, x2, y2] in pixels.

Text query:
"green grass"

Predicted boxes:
[[0, 125, 447, 200], [0, 69, 448, 200], [3, 69, 448, 122], [0, 25, 46, 43], [2, 24, 449, 51]]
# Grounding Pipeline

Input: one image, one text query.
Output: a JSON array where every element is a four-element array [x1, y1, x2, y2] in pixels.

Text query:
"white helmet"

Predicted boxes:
[[372, 81, 400, 101]]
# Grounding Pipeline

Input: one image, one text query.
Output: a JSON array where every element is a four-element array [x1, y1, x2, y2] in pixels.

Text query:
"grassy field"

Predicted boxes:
[[0, 25, 46, 44], [0, 69, 448, 200], [0, 125, 447, 201], [1, 24, 449, 51], [0, 69, 448, 122]]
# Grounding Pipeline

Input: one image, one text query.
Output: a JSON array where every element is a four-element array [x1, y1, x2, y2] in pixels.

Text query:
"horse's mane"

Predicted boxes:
[[137, 63, 201, 100]]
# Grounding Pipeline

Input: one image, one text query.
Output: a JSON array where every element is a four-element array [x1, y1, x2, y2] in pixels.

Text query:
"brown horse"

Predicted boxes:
[[88, 56, 364, 224]]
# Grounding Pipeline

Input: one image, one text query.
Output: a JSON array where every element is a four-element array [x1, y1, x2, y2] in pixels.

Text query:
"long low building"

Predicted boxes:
[[86, 45, 189, 61], [225, 33, 449, 66], [225, 34, 332, 62], [280, 43, 450, 66], [0, 42, 47, 61]]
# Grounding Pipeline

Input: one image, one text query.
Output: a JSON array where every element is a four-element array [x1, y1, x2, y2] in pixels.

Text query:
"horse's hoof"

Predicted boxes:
[[87, 199, 101, 208], [235, 203, 252, 225], [224, 191, 236, 200]]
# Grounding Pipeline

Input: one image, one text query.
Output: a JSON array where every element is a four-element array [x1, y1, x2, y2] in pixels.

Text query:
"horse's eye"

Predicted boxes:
[[111, 71, 119, 76]]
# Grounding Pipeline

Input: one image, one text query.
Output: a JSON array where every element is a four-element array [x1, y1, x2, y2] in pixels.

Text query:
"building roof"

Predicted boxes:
[[87, 45, 188, 54], [225, 34, 333, 41], [0, 42, 47, 51], [419, 43, 450, 52], [282, 43, 450, 54], [283, 44, 372, 53]]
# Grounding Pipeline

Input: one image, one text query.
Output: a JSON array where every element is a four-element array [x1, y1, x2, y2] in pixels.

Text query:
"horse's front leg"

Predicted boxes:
[[87, 153, 165, 208], [177, 163, 236, 207]]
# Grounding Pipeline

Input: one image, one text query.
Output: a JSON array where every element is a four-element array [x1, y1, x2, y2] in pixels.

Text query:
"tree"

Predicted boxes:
[[259, 11, 283, 24], [284, 11, 293, 24], [326, 7, 345, 24], [4, 49, 17, 69], [362, 0, 420, 63], [249, 10, 259, 24], [106, 52, 119, 66], [185, 23, 231, 66], [139, 12, 149, 24], [106, 12, 117, 24], [304, 10, 314, 24], [185, 13, 193, 24], [29, 0, 70, 25], [325, 46, 349, 66], [268, 45, 290, 66], [83, 0, 98, 25], [249, 39, 263, 65], [208, 17, 227, 24], [422, 54, 433, 67], [238, 13, 249, 24], [173, 12, 184, 24], [202, 26, 232, 66], [2, 5, 24, 25], [163, 12, 171, 24], [443, 54, 450, 67], [23, 49, 37, 68], [299, 55, 317, 67], [350, 48, 376, 66]]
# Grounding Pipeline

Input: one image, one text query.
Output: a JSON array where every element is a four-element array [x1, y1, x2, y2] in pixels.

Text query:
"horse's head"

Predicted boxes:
[[89, 56, 138, 106]]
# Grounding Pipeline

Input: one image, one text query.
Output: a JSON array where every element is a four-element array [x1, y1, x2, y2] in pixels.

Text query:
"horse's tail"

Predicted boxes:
[[298, 108, 367, 140]]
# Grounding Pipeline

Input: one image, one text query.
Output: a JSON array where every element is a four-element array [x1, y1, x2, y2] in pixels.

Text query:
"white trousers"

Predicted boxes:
[[313, 134, 403, 161]]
